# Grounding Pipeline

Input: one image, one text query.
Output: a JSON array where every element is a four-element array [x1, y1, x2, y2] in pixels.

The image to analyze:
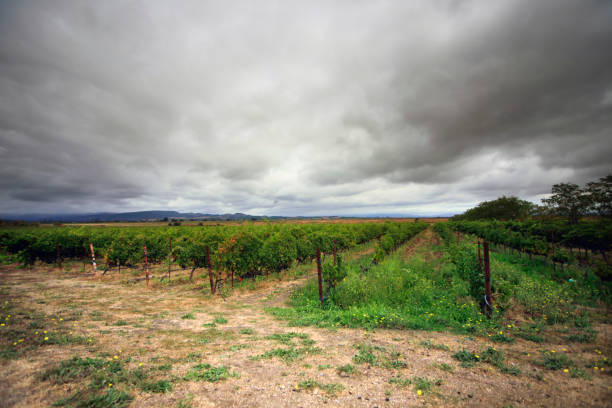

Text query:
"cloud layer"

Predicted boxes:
[[1, 0, 611, 216]]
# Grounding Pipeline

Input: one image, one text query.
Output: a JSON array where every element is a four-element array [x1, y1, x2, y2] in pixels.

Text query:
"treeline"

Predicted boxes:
[[453, 174, 611, 223]]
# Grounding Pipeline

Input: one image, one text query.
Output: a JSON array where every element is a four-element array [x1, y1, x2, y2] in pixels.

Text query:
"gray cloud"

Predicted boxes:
[[0, 0, 611, 216]]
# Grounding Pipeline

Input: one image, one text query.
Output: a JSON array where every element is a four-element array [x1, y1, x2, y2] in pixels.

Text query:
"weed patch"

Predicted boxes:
[[537, 351, 573, 370], [298, 380, 344, 396], [337, 364, 357, 376], [184, 364, 239, 382]]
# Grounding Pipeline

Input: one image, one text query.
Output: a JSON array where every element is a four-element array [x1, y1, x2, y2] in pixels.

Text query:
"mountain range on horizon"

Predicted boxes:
[[0, 210, 449, 223], [0, 211, 269, 223]]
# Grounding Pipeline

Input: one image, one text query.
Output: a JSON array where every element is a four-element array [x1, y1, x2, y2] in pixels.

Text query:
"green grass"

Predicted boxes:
[[196, 328, 235, 344], [213, 316, 228, 324], [389, 376, 442, 393], [239, 328, 254, 335], [352, 343, 408, 369], [41, 356, 107, 384], [337, 364, 357, 376], [566, 330, 596, 343], [184, 364, 239, 382], [155, 363, 172, 371], [298, 380, 344, 396], [452, 349, 479, 367], [181, 313, 195, 320], [53, 389, 133, 408], [177, 394, 194, 408], [432, 362, 454, 372], [569, 367, 591, 379], [265, 332, 310, 345], [140, 380, 173, 393], [420, 339, 450, 350], [250, 345, 322, 363], [266, 227, 609, 338], [489, 334, 515, 343], [41, 356, 168, 407], [515, 332, 545, 343], [537, 351, 573, 370], [388, 376, 412, 387], [184, 353, 201, 362]]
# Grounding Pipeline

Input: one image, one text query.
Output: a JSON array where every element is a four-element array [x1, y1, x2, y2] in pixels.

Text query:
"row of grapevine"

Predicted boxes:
[[0, 221, 414, 281], [448, 220, 612, 277], [372, 221, 428, 263], [433, 222, 484, 302], [450, 220, 611, 259]]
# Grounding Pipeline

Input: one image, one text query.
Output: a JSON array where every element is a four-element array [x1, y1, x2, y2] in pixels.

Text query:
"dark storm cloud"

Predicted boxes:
[[0, 0, 611, 215]]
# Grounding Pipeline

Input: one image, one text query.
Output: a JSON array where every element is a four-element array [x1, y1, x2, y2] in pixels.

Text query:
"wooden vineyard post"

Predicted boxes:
[[143, 245, 150, 287], [483, 241, 493, 316], [89, 243, 98, 277], [56, 244, 62, 270], [316, 248, 323, 305], [206, 246, 214, 294], [168, 238, 172, 280], [333, 240, 337, 266]]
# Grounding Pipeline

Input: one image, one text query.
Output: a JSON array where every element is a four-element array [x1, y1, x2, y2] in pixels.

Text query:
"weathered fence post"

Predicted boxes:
[[143, 245, 150, 287], [206, 245, 214, 294], [56, 244, 62, 270], [89, 243, 97, 277], [316, 248, 323, 305], [333, 240, 337, 266], [168, 238, 172, 279], [483, 241, 492, 316]]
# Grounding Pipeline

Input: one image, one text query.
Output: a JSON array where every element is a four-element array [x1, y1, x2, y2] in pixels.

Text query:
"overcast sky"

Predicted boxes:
[[0, 0, 611, 216]]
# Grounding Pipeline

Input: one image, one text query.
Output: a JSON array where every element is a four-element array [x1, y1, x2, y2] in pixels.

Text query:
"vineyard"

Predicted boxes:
[[0, 221, 424, 280], [448, 220, 612, 278], [0, 219, 610, 407]]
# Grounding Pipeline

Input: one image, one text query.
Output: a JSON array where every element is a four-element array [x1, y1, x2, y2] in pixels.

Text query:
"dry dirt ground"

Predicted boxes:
[[0, 231, 610, 408]]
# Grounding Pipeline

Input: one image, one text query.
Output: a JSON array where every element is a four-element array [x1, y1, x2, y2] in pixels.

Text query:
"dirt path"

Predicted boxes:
[[402, 227, 441, 261], [1, 238, 610, 407]]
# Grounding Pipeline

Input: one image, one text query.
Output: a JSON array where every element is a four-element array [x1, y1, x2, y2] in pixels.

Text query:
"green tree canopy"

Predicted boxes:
[[585, 174, 611, 218], [541, 183, 591, 224], [454, 196, 536, 221]]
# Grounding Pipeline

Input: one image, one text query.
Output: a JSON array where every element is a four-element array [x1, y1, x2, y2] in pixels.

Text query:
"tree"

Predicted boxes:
[[541, 183, 590, 224], [455, 196, 536, 220], [585, 174, 612, 218]]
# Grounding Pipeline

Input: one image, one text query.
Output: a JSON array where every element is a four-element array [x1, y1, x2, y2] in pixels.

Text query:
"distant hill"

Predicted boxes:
[[0, 211, 279, 223], [0, 211, 447, 223]]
